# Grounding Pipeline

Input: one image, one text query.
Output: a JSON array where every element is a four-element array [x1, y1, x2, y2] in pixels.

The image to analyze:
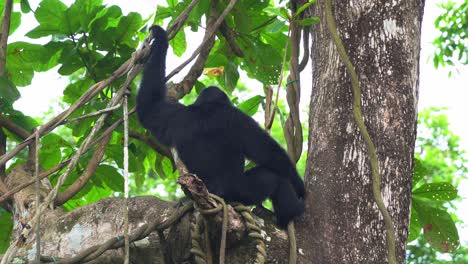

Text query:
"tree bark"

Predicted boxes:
[[297, 1, 424, 263]]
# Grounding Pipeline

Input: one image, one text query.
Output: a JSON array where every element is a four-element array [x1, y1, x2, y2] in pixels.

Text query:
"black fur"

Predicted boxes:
[[137, 26, 305, 228]]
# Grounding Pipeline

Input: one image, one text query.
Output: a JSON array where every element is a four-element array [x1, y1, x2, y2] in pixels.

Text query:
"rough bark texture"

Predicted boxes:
[[297, 1, 424, 263]]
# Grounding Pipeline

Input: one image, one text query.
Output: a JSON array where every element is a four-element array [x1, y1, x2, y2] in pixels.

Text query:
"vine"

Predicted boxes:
[[324, 0, 397, 263]]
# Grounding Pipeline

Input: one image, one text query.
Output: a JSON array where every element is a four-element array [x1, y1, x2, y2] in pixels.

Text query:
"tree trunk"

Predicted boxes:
[[297, 1, 424, 263]]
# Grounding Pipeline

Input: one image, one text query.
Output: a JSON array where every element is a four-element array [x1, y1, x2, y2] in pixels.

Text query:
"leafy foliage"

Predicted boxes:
[[407, 108, 468, 262], [0, 0, 308, 252], [433, 0, 468, 70]]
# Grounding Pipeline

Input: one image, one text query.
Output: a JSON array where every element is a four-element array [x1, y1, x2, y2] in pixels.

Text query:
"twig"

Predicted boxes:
[[34, 128, 41, 263], [167, 2, 220, 101], [61, 104, 122, 125], [265, 29, 291, 131], [0, 0, 13, 74], [219, 21, 243, 57], [165, 0, 239, 81], [123, 95, 130, 264], [0, 116, 31, 140], [128, 130, 173, 162], [0, 130, 5, 179]]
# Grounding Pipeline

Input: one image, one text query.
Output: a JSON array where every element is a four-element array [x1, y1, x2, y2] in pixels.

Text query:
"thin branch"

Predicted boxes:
[[265, 29, 291, 131], [0, 116, 31, 140], [128, 130, 173, 162], [165, 0, 238, 81], [123, 95, 130, 264], [219, 21, 244, 57], [61, 104, 122, 125], [34, 128, 41, 263], [0, 129, 5, 179], [167, 3, 220, 101], [0, 0, 13, 74]]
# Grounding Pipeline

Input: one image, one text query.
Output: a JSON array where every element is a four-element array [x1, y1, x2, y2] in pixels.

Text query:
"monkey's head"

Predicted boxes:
[[149, 25, 168, 50]]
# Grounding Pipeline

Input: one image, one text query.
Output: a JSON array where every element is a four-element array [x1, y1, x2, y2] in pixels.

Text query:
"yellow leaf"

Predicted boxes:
[[203, 66, 225, 77]]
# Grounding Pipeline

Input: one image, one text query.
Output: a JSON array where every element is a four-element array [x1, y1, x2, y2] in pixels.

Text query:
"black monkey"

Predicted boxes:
[[137, 26, 304, 228]]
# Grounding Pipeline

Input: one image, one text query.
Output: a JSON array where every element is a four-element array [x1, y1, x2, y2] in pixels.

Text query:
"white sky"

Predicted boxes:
[[9, 0, 468, 246]]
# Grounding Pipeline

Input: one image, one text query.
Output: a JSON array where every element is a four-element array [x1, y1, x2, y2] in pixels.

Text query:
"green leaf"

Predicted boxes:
[[95, 165, 124, 192], [412, 158, 428, 185], [73, 0, 104, 31], [0, 76, 20, 105], [413, 182, 458, 202], [9, 12, 21, 35], [20, 0, 32, 13], [294, 0, 316, 18], [294, 17, 320, 27], [194, 81, 206, 94], [6, 42, 44, 86], [237, 95, 264, 116], [26, 0, 68, 38], [170, 28, 187, 57], [238, 37, 283, 84], [0, 210, 13, 253], [224, 61, 239, 93], [408, 205, 422, 242], [154, 5, 173, 23], [413, 200, 460, 252], [279, 7, 290, 20], [114, 12, 144, 48], [39, 133, 68, 170]]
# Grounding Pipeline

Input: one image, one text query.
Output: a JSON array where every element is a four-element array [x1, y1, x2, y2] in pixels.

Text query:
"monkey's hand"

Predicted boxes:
[[148, 25, 169, 51]]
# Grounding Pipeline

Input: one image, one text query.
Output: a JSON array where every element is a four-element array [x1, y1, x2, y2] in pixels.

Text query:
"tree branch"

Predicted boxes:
[[129, 130, 173, 163], [219, 21, 244, 57], [0, 116, 31, 140], [165, 0, 238, 81], [0, 0, 13, 74], [167, 0, 201, 40], [167, 2, 222, 100]]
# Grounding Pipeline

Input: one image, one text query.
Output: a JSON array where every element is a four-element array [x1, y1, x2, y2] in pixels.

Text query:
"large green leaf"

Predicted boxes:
[[413, 199, 460, 252], [237, 95, 264, 116], [408, 205, 422, 242], [170, 28, 187, 57], [412, 157, 428, 185], [0, 76, 20, 106], [5, 42, 44, 86], [39, 133, 69, 170], [238, 37, 283, 84], [0, 210, 13, 253], [224, 61, 239, 93], [72, 0, 104, 31], [26, 0, 68, 38], [413, 182, 458, 202], [95, 165, 124, 192], [114, 12, 144, 48]]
